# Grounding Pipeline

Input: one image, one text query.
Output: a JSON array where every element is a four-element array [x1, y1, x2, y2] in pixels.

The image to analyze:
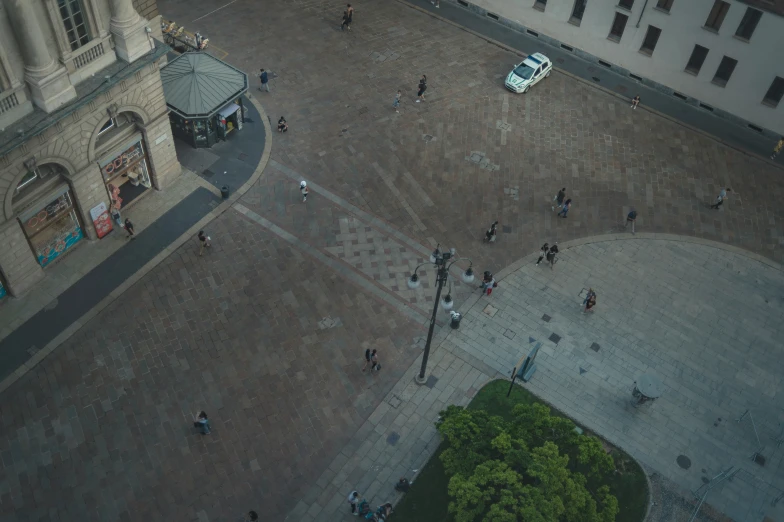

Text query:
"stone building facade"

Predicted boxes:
[[0, 0, 179, 299]]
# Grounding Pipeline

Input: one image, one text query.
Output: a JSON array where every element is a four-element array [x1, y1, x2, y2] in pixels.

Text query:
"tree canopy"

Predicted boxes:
[[436, 403, 619, 522]]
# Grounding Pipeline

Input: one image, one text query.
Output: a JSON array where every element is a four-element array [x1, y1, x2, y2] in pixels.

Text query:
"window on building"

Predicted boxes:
[[58, 0, 91, 51], [655, 0, 674, 12], [639, 25, 662, 55], [571, 0, 588, 23], [533, 0, 547, 10], [704, 0, 730, 32], [618, 0, 634, 9], [97, 118, 115, 136], [711, 56, 737, 87], [684, 45, 709, 74], [735, 7, 762, 41], [762, 77, 784, 107], [608, 12, 629, 41]]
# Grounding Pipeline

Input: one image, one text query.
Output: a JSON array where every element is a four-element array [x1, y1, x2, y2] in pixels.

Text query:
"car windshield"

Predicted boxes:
[[513, 64, 534, 80]]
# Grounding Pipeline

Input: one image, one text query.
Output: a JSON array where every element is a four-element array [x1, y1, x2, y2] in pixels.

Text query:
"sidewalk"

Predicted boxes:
[[0, 95, 269, 392], [290, 236, 784, 522], [400, 0, 784, 167]]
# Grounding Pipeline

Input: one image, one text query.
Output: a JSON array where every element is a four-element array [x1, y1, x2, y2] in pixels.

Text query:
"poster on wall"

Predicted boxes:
[[90, 202, 113, 239]]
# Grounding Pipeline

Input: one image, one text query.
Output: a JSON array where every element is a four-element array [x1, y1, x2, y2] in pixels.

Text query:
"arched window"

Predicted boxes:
[[12, 163, 68, 212]]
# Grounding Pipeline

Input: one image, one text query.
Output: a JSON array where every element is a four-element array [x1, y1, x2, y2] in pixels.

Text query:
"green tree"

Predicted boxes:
[[576, 436, 615, 480]]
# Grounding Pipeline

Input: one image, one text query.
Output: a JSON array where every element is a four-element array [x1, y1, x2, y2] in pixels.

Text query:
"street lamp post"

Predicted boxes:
[[408, 245, 474, 384]]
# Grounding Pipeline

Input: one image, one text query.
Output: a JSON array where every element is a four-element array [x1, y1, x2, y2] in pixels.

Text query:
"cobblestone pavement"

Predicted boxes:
[[2, 0, 783, 520]]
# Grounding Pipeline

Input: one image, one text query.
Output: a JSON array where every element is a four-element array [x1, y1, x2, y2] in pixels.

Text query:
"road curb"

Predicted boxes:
[[395, 0, 783, 171], [0, 97, 273, 396]]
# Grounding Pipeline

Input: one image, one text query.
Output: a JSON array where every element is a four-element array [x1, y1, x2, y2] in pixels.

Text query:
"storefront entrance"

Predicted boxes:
[[18, 187, 84, 268], [99, 137, 153, 209]]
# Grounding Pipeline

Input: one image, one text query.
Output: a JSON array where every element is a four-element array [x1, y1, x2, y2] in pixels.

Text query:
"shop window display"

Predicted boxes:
[[19, 190, 84, 267], [100, 139, 153, 208]]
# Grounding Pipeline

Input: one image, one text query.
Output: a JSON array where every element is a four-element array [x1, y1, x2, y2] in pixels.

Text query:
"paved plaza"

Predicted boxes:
[[1, 0, 784, 520]]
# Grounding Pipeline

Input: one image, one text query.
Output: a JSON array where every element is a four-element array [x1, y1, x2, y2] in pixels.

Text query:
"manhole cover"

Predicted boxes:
[[422, 134, 434, 142], [542, 314, 551, 323], [469, 152, 483, 163], [387, 432, 400, 446], [203, 169, 215, 178], [590, 342, 600, 352], [548, 333, 561, 344], [754, 453, 766, 466], [677, 455, 691, 469], [358, 106, 368, 115], [425, 375, 439, 389]]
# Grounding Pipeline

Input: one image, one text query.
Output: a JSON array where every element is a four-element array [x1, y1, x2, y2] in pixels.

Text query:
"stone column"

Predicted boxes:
[[109, 0, 150, 63], [3, 0, 76, 112]]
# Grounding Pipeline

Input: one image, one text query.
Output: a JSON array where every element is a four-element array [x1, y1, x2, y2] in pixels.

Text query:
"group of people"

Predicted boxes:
[[347, 491, 392, 519], [536, 242, 559, 269]]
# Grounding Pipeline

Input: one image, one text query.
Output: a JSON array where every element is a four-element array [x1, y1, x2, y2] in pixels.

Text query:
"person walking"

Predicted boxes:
[[546, 243, 559, 270], [194, 411, 210, 434], [124, 218, 136, 240], [347, 491, 360, 515], [278, 117, 288, 132], [552, 187, 566, 212], [709, 188, 730, 209], [392, 90, 401, 113], [484, 221, 498, 243], [341, 4, 353, 30], [583, 294, 597, 314], [535, 242, 549, 265], [416, 75, 427, 103], [198, 230, 211, 256], [370, 350, 380, 373], [300, 180, 309, 202], [362, 348, 374, 372], [581, 288, 596, 308], [259, 68, 269, 92], [771, 137, 783, 160], [479, 271, 496, 295], [625, 209, 637, 234], [631, 95, 640, 109], [557, 198, 572, 218]]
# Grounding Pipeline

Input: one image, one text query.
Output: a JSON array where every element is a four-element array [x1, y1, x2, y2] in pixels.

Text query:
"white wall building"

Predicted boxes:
[[461, 0, 784, 135]]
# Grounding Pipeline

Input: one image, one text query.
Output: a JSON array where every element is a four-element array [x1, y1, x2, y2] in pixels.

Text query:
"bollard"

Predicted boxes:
[[220, 185, 230, 199], [449, 311, 462, 329]]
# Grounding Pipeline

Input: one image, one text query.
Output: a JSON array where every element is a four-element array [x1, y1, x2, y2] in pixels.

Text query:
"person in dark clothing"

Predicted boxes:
[[557, 199, 572, 218], [535, 242, 549, 265], [416, 75, 427, 102], [552, 188, 566, 212], [259, 68, 269, 92], [341, 4, 353, 30], [546, 243, 559, 270], [124, 218, 136, 240], [278, 117, 288, 132], [625, 209, 637, 234], [484, 221, 499, 242]]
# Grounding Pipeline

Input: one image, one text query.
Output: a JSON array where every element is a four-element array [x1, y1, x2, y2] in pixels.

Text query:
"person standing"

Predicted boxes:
[[631, 95, 640, 109], [362, 348, 374, 372], [480, 271, 495, 295], [625, 209, 637, 234], [194, 411, 210, 434], [557, 199, 572, 218], [552, 187, 566, 212], [259, 68, 269, 92], [198, 230, 211, 256], [709, 188, 730, 209], [347, 491, 360, 515], [546, 243, 559, 270], [300, 181, 309, 202], [771, 137, 784, 160], [535, 242, 549, 265], [393, 90, 401, 113], [416, 75, 427, 103], [370, 350, 380, 373], [124, 218, 136, 240], [583, 294, 596, 313]]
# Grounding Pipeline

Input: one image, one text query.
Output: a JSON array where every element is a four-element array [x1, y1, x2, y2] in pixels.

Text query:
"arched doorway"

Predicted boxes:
[[13, 163, 84, 268], [94, 111, 154, 211]]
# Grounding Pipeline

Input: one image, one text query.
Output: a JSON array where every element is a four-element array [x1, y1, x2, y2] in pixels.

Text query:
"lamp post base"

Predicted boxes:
[[415, 373, 429, 385]]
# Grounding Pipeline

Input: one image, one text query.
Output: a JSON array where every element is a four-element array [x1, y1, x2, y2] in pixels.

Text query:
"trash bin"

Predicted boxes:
[[449, 311, 462, 329], [220, 185, 230, 199]]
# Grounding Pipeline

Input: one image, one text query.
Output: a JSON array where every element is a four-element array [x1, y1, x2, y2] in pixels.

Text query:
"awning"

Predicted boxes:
[[218, 103, 240, 119]]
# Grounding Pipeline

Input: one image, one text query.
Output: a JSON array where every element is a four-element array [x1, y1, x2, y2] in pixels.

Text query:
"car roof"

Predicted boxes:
[[522, 53, 550, 68]]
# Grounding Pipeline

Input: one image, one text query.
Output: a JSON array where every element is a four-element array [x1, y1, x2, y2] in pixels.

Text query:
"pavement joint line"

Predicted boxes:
[[0, 97, 273, 397], [232, 203, 431, 327], [395, 0, 784, 172]]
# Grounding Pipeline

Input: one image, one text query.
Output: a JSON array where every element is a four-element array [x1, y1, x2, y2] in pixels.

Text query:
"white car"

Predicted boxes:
[[505, 53, 553, 93]]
